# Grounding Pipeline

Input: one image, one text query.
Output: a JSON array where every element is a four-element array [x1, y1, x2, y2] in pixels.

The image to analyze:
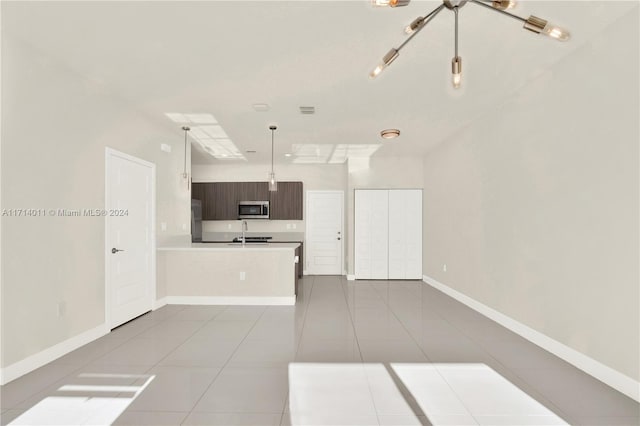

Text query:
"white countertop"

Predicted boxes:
[[158, 242, 300, 251]]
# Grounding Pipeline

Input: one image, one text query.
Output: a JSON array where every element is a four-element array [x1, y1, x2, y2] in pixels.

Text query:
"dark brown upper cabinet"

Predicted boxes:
[[192, 181, 302, 220], [269, 181, 303, 220]]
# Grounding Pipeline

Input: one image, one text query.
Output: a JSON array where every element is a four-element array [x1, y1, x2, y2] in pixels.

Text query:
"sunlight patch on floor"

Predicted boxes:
[[288, 363, 568, 425], [9, 373, 155, 426]]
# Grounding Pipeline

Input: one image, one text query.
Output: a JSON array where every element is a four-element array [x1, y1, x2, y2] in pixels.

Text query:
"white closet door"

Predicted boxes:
[[388, 189, 422, 279], [355, 190, 389, 279]]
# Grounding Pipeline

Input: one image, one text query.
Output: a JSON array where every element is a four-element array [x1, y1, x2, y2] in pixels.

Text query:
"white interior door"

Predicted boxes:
[[389, 189, 423, 279], [106, 148, 155, 329], [355, 190, 389, 279], [306, 191, 344, 275]]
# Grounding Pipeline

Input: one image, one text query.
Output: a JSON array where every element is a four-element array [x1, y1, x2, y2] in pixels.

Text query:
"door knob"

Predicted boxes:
[[111, 248, 125, 254], [337, 237, 341, 240]]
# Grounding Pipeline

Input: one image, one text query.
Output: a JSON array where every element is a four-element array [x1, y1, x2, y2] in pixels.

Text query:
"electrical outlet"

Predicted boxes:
[[292, 223, 296, 229], [443, 264, 447, 272], [286, 224, 292, 230], [182, 223, 187, 231], [228, 224, 232, 230], [160, 143, 172, 153], [239, 271, 246, 281], [161, 222, 167, 231]]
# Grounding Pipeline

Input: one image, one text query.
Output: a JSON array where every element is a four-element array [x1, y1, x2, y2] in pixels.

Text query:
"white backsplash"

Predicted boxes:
[[203, 220, 304, 233]]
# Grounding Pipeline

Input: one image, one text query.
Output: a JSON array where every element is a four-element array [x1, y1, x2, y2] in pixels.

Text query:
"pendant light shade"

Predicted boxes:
[[268, 125, 277, 192]]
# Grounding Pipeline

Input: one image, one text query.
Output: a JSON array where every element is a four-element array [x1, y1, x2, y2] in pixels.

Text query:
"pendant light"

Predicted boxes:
[[268, 125, 277, 192], [182, 126, 190, 190]]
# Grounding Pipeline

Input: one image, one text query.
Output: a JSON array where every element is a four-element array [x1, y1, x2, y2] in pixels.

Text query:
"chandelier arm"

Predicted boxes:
[[454, 7, 459, 58], [397, 3, 446, 51], [469, 0, 526, 22]]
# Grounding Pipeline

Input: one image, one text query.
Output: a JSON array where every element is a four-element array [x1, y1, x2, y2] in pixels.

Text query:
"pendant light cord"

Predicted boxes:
[[271, 128, 275, 174], [183, 128, 188, 176], [182, 126, 190, 190]]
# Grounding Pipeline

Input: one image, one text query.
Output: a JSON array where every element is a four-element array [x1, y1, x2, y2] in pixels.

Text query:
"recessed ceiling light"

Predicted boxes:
[[285, 153, 292, 157], [380, 129, 401, 139], [246, 150, 257, 154], [252, 103, 270, 112], [299, 106, 315, 115]]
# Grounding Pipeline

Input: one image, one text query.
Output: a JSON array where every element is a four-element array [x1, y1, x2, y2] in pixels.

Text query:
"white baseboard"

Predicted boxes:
[[153, 297, 168, 310], [165, 296, 295, 306], [347, 274, 356, 281], [423, 274, 640, 402], [0, 324, 109, 385]]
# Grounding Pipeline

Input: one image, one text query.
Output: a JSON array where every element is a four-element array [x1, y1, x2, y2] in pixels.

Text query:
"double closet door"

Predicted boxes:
[[355, 189, 422, 280]]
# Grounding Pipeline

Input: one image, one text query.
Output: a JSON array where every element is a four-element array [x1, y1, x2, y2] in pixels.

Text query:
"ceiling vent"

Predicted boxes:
[[299, 106, 315, 115]]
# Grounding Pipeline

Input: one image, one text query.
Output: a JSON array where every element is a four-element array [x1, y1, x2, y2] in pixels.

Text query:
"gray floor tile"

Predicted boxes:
[[0, 363, 80, 409], [91, 337, 184, 366], [145, 305, 187, 322], [108, 316, 158, 340], [133, 320, 204, 341], [51, 336, 130, 366], [171, 305, 228, 321], [512, 367, 640, 419], [183, 412, 283, 425], [190, 320, 256, 341], [245, 319, 302, 341], [358, 339, 429, 363], [295, 338, 362, 362], [2, 280, 637, 425], [159, 338, 240, 368], [0, 409, 26, 426], [13, 364, 153, 410], [127, 366, 220, 412], [480, 337, 574, 370], [112, 410, 188, 425], [193, 367, 288, 413], [227, 339, 297, 368], [214, 306, 266, 322], [574, 417, 640, 425]]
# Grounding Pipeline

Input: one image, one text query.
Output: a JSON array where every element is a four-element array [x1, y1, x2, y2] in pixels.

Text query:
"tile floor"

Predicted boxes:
[[0, 276, 638, 425]]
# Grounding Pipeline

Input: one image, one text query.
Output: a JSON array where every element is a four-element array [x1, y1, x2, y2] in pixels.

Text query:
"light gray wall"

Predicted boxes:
[[1, 35, 189, 368], [422, 10, 639, 381]]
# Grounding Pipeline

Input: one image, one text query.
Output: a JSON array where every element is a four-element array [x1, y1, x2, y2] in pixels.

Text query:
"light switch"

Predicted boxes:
[[160, 143, 172, 153], [161, 222, 167, 231]]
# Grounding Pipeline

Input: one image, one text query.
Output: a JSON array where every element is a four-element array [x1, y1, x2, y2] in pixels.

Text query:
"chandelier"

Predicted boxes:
[[370, 0, 570, 88]]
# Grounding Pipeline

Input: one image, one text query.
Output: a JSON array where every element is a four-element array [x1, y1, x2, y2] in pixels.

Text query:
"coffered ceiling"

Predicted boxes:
[[2, 1, 637, 165]]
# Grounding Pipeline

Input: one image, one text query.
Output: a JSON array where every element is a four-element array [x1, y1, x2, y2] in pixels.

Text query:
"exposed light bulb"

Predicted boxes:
[[268, 172, 277, 191], [369, 65, 385, 79], [543, 23, 570, 41], [451, 56, 462, 89], [369, 48, 399, 79], [524, 16, 570, 42]]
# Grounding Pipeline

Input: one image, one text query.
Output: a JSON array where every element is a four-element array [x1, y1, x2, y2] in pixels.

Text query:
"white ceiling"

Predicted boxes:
[[3, 1, 636, 165]]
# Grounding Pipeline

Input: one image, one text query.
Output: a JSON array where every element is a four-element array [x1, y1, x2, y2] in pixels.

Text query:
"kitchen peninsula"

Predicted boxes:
[[157, 241, 299, 305]]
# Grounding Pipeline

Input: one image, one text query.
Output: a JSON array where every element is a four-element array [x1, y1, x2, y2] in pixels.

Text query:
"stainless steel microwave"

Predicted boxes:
[[238, 201, 269, 219]]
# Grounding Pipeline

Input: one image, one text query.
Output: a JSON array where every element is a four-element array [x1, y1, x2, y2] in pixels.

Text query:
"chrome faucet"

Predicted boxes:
[[241, 220, 248, 246]]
